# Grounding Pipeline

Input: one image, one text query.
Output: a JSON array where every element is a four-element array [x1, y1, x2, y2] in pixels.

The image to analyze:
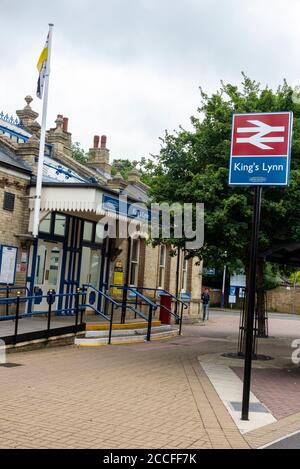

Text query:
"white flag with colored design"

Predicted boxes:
[[36, 33, 49, 99]]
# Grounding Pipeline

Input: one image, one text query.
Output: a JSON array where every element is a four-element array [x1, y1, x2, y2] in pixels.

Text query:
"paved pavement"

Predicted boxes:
[[263, 431, 300, 449], [1, 313, 300, 449]]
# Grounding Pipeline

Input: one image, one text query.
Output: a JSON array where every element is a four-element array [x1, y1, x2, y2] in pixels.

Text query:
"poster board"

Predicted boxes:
[[112, 259, 124, 295], [0, 245, 18, 285]]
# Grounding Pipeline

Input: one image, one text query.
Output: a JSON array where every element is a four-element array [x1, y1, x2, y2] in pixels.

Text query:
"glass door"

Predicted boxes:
[[80, 247, 102, 289], [34, 241, 62, 312]]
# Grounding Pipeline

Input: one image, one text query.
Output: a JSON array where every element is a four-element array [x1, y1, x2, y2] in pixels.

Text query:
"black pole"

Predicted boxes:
[[121, 237, 131, 324], [6, 285, 9, 316], [46, 289, 53, 338], [75, 288, 80, 333], [179, 303, 184, 336], [241, 186, 262, 421], [108, 303, 114, 345], [147, 305, 153, 341], [13, 292, 20, 345], [80, 286, 86, 324], [174, 248, 181, 316]]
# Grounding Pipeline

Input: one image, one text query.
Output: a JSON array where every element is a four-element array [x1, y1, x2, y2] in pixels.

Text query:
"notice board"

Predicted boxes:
[[0, 245, 18, 284]]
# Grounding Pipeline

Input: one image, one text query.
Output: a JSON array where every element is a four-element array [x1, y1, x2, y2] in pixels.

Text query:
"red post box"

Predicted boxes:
[[159, 294, 172, 324]]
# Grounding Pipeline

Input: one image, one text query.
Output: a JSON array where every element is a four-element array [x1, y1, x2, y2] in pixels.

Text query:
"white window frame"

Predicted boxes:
[[129, 238, 140, 287], [158, 245, 166, 289], [181, 257, 188, 292]]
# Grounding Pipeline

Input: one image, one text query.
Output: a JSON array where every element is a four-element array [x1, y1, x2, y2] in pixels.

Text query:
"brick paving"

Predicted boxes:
[[0, 330, 249, 449], [1, 313, 300, 449], [232, 366, 300, 420]]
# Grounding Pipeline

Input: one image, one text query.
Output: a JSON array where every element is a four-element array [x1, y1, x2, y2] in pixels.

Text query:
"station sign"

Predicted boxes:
[[229, 112, 293, 186]]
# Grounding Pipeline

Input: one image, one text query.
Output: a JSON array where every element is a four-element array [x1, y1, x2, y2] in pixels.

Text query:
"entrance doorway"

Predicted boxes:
[[80, 246, 102, 289], [34, 241, 63, 311]]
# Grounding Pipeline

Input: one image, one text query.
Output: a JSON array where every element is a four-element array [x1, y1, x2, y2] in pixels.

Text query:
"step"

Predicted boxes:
[[75, 329, 179, 346], [85, 325, 172, 338], [85, 320, 161, 331]]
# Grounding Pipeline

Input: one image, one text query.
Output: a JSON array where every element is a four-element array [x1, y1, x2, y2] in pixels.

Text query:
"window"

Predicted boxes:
[[48, 247, 61, 284], [35, 244, 47, 284], [39, 214, 51, 233], [3, 192, 15, 211], [95, 223, 104, 244], [129, 238, 140, 286], [181, 257, 188, 292], [54, 214, 66, 236], [83, 221, 93, 242], [158, 245, 166, 288]]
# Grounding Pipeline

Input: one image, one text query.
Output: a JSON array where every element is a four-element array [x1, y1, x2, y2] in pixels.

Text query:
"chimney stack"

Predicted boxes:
[[87, 134, 111, 177], [63, 117, 69, 132], [93, 135, 100, 149], [100, 135, 107, 149]]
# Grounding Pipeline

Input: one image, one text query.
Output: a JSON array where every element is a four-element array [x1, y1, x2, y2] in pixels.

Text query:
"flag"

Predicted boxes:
[[36, 33, 49, 99]]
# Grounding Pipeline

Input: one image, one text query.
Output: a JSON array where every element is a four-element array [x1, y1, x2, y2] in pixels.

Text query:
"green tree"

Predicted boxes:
[[71, 142, 88, 164], [147, 74, 300, 329], [111, 159, 138, 179], [111, 157, 154, 186]]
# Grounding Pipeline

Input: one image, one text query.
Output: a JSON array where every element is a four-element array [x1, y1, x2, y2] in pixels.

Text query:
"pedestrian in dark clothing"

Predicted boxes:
[[201, 288, 210, 321]]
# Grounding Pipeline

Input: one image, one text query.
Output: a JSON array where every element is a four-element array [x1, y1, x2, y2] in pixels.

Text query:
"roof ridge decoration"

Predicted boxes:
[[0, 112, 24, 129]]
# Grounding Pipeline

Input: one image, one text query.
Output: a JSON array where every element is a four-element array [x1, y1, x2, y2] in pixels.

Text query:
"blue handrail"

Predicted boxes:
[[0, 289, 85, 345]]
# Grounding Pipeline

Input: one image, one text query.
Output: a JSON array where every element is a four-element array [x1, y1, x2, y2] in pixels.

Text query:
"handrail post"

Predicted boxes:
[[47, 289, 53, 339], [179, 303, 184, 336], [75, 288, 80, 333], [108, 303, 114, 345], [80, 286, 86, 324], [121, 286, 127, 324], [13, 292, 20, 345], [147, 305, 153, 341], [6, 284, 9, 316], [135, 288, 138, 319]]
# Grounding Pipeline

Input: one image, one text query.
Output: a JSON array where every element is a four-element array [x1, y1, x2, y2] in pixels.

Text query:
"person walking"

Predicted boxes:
[[201, 288, 210, 321]]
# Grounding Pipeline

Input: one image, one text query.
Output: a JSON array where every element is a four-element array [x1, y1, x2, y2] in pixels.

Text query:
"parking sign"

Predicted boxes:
[[229, 112, 293, 186]]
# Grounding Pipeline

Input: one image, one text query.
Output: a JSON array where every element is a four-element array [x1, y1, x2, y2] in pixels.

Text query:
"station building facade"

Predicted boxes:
[[0, 96, 203, 319]]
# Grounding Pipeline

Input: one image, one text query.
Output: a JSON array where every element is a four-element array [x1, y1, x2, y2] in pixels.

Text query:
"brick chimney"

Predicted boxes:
[[63, 117, 69, 132], [87, 134, 111, 177], [47, 114, 72, 158]]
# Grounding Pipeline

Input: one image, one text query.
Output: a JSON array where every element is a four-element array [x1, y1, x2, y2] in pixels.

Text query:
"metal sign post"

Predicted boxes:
[[229, 111, 293, 421], [241, 186, 262, 420]]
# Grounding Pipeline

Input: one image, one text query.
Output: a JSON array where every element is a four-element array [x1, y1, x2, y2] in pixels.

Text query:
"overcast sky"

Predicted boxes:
[[1, 0, 300, 160]]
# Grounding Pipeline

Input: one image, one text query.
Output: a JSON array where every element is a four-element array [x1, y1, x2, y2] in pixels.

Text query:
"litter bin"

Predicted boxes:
[[159, 294, 172, 324]]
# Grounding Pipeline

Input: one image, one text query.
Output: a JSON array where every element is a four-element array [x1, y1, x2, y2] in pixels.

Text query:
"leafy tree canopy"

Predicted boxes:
[[71, 142, 88, 164], [111, 157, 155, 186], [147, 73, 300, 273]]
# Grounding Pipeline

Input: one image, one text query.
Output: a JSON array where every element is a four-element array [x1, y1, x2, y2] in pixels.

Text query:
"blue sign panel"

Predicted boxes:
[[102, 194, 151, 222], [229, 112, 293, 186]]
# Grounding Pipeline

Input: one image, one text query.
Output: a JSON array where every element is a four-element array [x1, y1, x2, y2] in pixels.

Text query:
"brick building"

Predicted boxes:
[[0, 96, 203, 320]]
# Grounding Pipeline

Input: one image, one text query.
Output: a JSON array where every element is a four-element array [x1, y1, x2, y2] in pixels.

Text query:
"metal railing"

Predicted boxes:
[[0, 283, 187, 345], [0, 285, 30, 316], [111, 285, 188, 336], [81, 284, 122, 344], [141, 287, 189, 336], [0, 289, 86, 345], [109, 284, 188, 338], [82, 284, 156, 341]]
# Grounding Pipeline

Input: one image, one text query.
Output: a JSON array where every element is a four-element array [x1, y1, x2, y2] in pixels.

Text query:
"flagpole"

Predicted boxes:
[[32, 23, 54, 237]]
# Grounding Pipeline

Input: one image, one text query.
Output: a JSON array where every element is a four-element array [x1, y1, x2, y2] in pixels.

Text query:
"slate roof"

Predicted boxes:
[[0, 143, 32, 174]]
